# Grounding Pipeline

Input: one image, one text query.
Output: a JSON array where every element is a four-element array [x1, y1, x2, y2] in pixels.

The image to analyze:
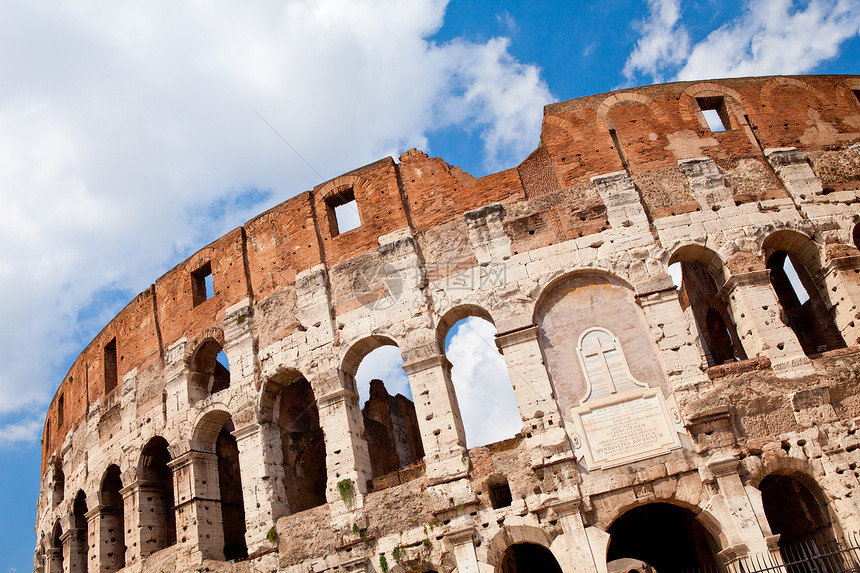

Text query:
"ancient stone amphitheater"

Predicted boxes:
[[34, 75, 860, 573]]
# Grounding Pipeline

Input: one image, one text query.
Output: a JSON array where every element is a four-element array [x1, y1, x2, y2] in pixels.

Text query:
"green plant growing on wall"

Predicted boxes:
[[266, 526, 278, 545], [379, 553, 388, 573], [337, 478, 355, 509], [237, 315, 247, 326], [392, 546, 402, 561], [423, 538, 431, 551]]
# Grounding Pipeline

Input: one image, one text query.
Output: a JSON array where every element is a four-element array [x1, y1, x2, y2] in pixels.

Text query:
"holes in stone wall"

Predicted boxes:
[[696, 97, 731, 132], [191, 262, 213, 307], [57, 394, 64, 428], [326, 187, 361, 236], [104, 337, 118, 394], [100, 465, 125, 571]]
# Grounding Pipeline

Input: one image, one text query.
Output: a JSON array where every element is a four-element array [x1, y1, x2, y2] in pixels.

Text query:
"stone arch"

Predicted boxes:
[[192, 410, 248, 561], [596, 92, 653, 130], [137, 436, 176, 556], [760, 77, 828, 113], [51, 459, 64, 510], [762, 230, 845, 354], [485, 524, 556, 569], [342, 334, 425, 480], [753, 465, 840, 556], [99, 464, 125, 572], [47, 520, 63, 573], [606, 501, 721, 573], [836, 78, 860, 109], [853, 221, 860, 251], [69, 490, 88, 573], [316, 174, 373, 202], [669, 245, 745, 365], [259, 368, 327, 515], [534, 271, 668, 418], [680, 82, 750, 129], [186, 330, 230, 402], [436, 305, 520, 448]]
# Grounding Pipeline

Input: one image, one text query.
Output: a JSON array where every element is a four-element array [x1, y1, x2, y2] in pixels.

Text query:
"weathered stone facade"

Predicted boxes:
[[34, 75, 860, 573]]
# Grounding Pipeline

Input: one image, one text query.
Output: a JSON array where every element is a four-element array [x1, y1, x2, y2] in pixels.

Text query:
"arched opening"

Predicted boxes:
[[100, 465, 125, 571], [439, 309, 521, 448], [51, 463, 64, 509], [766, 250, 845, 355], [607, 503, 719, 573], [498, 542, 563, 573], [188, 338, 230, 401], [71, 491, 88, 573], [759, 473, 836, 550], [348, 337, 424, 481], [48, 521, 63, 573], [261, 371, 327, 515], [668, 247, 744, 367], [854, 223, 860, 251], [216, 421, 248, 561], [139, 437, 176, 555]]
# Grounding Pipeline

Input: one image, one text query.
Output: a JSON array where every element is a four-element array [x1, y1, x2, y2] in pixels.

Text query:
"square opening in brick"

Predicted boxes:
[[104, 338, 118, 394], [853, 90, 860, 105], [325, 188, 361, 236], [57, 394, 64, 428], [489, 479, 513, 509], [191, 262, 213, 307], [696, 96, 731, 132]]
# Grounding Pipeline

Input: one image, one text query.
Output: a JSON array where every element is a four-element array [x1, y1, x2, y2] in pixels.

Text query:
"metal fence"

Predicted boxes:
[[723, 533, 860, 573]]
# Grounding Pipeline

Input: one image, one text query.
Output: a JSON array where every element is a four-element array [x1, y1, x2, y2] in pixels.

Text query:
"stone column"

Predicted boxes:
[[118, 473, 141, 567], [549, 499, 601, 573], [495, 325, 572, 467], [446, 527, 480, 573], [59, 527, 86, 573], [169, 449, 225, 561], [317, 385, 372, 507], [401, 355, 468, 482], [819, 255, 860, 347], [635, 275, 711, 388], [232, 422, 277, 556], [46, 547, 63, 573], [708, 456, 774, 562], [718, 271, 812, 374], [85, 494, 124, 573]]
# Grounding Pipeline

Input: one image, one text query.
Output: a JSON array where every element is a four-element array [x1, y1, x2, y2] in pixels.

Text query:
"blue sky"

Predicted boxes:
[[0, 0, 858, 570]]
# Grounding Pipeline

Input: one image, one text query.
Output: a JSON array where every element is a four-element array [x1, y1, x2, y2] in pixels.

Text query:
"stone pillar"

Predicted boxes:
[[401, 355, 468, 482], [84, 495, 124, 573], [549, 499, 601, 573], [118, 473, 141, 567], [464, 204, 512, 264], [678, 157, 735, 211], [59, 527, 86, 573], [765, 148, 822, 208], [232, 422, 276, 556], [446, 527, 480, 573], [591, 172, 649, 230], [169, 450, 224, 561], [635, 275, 711, 387], [718, 271, 812, 374], [495, 325, 572, 467], [46, 547, 63, 573], [317, 385, 372, 507], [819, 255, 860, 347], [709, 456, 773, 560]]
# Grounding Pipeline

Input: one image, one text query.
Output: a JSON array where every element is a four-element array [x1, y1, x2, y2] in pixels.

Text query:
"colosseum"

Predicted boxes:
[[33, 74, 860, 573]]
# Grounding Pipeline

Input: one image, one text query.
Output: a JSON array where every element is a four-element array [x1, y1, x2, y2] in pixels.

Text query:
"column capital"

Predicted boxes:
[[401, 354, 450, 375], [318, 387, 360, 408], [495, 325, 539, 349], [717, 270, 771, 299], [445, 526, 476, 547], [232, 422, 261, 442]]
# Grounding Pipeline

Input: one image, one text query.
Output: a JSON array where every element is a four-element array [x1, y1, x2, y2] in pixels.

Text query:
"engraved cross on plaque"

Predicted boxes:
[[583, 336, 618, 394]]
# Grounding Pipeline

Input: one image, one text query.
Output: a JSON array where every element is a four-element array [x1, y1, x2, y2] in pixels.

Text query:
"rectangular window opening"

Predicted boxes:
[[191, 262, 213, 307], [326, 188, 361, 236], [104, 338, 118, 394], [853, 90, 860, 104], [489, 480, 513, 509], [697, 96, 731, 132], [57, 394, 64, 428]]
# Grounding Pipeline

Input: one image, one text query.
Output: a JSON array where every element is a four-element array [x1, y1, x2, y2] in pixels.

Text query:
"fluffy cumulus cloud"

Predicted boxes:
[[446, 317, 521, 448], [623, 0, 690, 82], [0, 0, 553, 438], [624, 0, 860, 84], [0, 418, 44, 447], [678, 0, 860, 80]]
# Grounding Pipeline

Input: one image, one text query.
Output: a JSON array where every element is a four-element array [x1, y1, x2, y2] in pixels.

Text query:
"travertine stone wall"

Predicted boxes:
[[34, 75, 860, 573]]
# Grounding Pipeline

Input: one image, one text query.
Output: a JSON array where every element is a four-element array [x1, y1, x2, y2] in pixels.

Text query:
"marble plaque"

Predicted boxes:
[[571, 389, 681, 469]]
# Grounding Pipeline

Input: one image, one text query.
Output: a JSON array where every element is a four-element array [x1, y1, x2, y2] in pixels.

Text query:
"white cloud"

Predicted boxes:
[[355, 346, 410, 406], [678, 0, 860, 80], [624, 0, 860, 84], [623, 0, 690, 82], [446, 317, 521, 448], [0, 417, 44, 447], [0, 1, 552, 419]]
